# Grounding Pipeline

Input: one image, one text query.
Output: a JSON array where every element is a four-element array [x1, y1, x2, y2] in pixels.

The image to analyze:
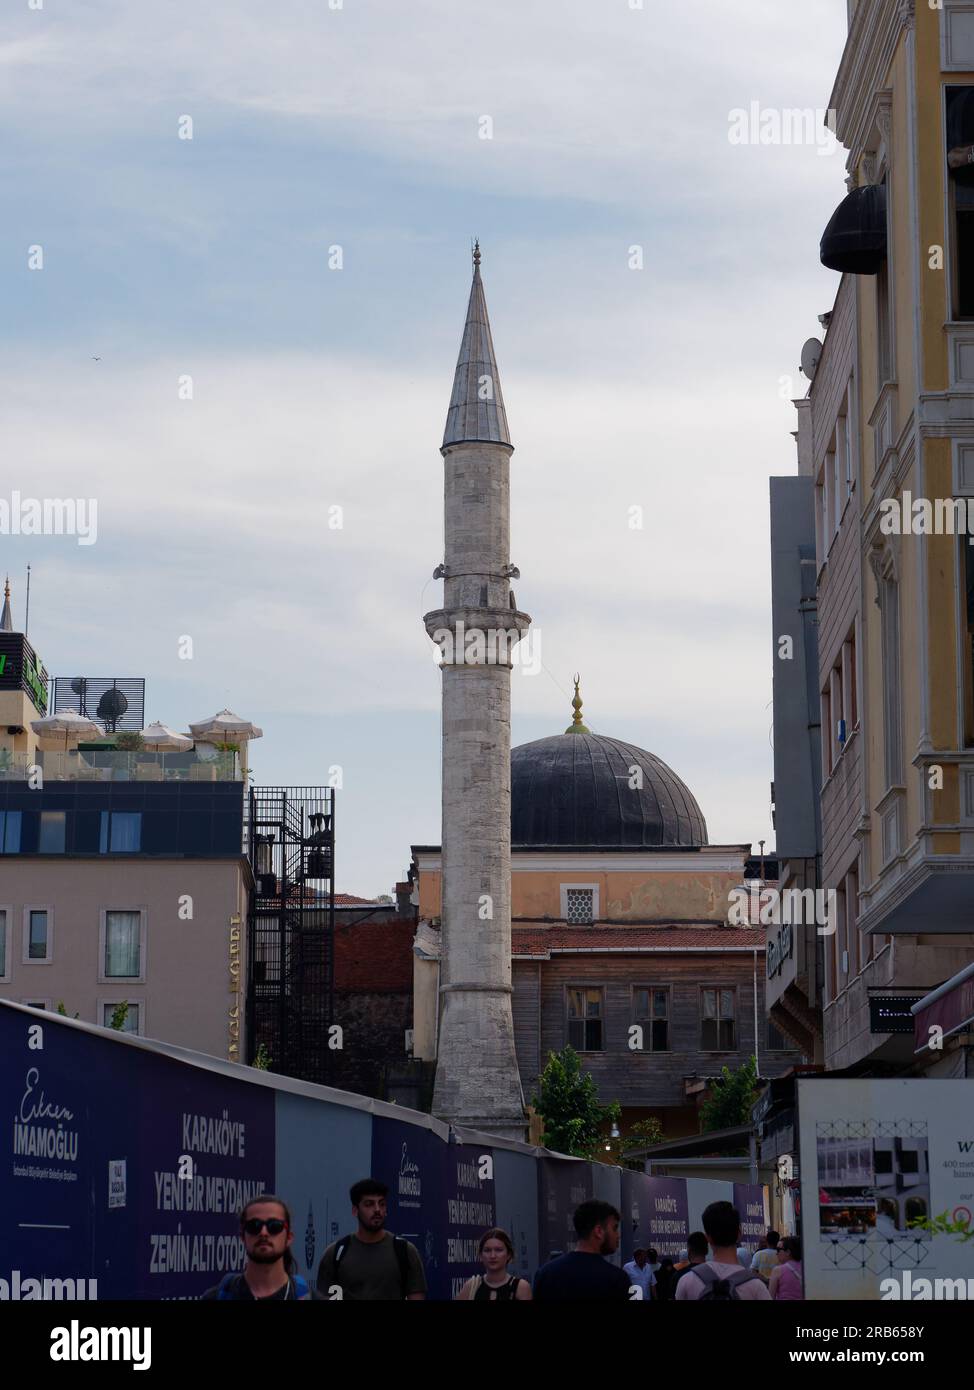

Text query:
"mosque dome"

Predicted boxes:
[[511, 680, 708, 849]]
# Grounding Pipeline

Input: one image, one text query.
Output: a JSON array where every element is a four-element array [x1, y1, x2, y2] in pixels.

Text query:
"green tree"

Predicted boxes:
[[700, 1055, 759, 1132], [602, 1118, 665, 1169], [109, 1000, 130, 1031], [531, 1046, 620, 1159], [909, 1210, 973, 1243], [251, 1042, 272, 1071], [55, 1001, 80, 1019]]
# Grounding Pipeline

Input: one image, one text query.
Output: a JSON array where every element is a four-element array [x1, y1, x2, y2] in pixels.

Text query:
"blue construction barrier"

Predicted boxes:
[[0, 1000, 765, 1299]]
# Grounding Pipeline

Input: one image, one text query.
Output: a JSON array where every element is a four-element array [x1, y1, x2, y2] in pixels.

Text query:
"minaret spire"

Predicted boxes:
[[442, 241, 512, 450], [423, 249, 531, 1140], [0, 577, 13, 633]]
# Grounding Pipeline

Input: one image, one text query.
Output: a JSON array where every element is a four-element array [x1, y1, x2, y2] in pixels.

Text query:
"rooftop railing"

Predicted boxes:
[[0, 747, 242, 783]]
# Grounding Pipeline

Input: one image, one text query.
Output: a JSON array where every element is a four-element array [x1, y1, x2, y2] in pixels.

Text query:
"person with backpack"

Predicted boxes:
[[675, 1230, 710, 1288], [768, 1236, 804, 1301], [455, 1227, 532, 1300], [675, 1201, 770, 1301], [202, 1194, 321, 1300], [315, 1178, 427, 1300]]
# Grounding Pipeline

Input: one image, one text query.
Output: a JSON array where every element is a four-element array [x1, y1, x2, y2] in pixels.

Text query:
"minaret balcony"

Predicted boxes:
[[423, 605, 532, 669]]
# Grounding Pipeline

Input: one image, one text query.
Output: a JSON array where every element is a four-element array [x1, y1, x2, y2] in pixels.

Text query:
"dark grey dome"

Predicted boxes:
[[511, 733, 708, 849]]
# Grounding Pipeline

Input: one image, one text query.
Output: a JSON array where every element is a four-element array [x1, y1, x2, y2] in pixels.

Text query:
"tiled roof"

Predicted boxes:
[[511, 924, 765, 957]]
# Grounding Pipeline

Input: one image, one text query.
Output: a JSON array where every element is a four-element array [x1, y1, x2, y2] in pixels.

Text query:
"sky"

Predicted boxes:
[[2, 0, 849, 895]]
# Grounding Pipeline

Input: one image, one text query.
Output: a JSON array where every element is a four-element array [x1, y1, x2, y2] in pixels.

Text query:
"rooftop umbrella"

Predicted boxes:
[[188, 708, 263, 743], [139, 721, 193, 751], [31, 710, 103, 751]]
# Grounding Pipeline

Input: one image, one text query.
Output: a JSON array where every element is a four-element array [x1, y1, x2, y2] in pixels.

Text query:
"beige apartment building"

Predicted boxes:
[[1, 592, 254, 1061], [806, 0, 974, 1075]]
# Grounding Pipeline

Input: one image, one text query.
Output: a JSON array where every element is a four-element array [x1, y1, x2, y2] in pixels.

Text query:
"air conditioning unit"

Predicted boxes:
[[404, 1028, 414, 1056]]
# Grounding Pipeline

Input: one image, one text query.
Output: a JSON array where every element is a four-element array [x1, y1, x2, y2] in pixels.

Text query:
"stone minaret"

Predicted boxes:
[[423, 244, 529, 1140]]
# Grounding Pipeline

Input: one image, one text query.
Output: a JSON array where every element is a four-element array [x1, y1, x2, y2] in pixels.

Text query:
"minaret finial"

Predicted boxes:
[[473, 239, 481, 270], [0, 576, 13, 634], [565, 673, 590, 734]]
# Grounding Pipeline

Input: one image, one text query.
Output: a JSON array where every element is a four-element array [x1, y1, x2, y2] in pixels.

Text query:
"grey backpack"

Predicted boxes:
[[692, 1264, 763, 1301]]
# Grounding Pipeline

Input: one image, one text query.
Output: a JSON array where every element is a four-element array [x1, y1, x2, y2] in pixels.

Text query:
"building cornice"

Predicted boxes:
[[830, 0, 913, 170], [411, 849, 750, 874]]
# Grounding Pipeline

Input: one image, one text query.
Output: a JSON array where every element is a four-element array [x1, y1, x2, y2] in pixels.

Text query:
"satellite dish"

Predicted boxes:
[[96, 688, 129, 730], [800, 338, 823, 380]]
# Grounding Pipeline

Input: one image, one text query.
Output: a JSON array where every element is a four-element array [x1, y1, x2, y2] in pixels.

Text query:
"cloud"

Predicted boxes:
[[0, 0, 849, 887]]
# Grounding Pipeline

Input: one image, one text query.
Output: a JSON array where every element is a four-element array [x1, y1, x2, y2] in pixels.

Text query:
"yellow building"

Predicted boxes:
[[812, 0, 974, 1073]]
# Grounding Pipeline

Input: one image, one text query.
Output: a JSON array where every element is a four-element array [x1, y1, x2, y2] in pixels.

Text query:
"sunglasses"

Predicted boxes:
[[243, 1218, 287, 1236]]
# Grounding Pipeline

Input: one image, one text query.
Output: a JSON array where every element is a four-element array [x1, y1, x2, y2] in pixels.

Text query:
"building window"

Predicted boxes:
[[831, 884, 847, 1000], [567, 987, 604, 1051], [767, 1019, 791, 1051], [843, 624, 858, 730], [26, 909, 50, 962], [946, 87, 974, 318], [38, 810, 66, 853], [105, 911, 141, 978], [821, 685, 832, 778], [831, 444, 842, 535], [879, 572, 903, 787], [876, 248, 892, 382], [829, 663, 844, 768], [99, 811, 142, 853], [846, 865, 860, 978], [102, 1002, 140, 1035], [0, 810, 22, 853], [842, 394, 855, 498], [633, 987, 669, 1051], [963, 536, 974, 746], [561, 884, 598, 924], [701, 988, 735, 1050]]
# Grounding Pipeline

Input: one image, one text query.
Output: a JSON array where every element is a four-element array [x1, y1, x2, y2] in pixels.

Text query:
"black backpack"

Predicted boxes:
[[331, 1233, 412, 1298], [692, 1265, 763, 1301]]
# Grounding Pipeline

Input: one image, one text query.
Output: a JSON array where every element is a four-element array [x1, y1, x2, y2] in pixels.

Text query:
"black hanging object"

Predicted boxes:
[[305, 850, 331, 879], [820, 183, 887, 274]]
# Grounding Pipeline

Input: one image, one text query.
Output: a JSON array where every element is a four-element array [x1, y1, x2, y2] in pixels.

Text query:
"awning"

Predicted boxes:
[[912, 963, 974, 1053], [820, 183, 887, 274]]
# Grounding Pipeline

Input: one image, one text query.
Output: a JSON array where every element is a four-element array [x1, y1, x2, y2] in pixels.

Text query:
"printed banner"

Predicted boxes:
[[797, 1077, 974, 1300]]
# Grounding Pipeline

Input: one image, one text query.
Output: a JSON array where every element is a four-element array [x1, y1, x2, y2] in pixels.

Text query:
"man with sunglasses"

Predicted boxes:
[[203, 1194, 322, 1300]]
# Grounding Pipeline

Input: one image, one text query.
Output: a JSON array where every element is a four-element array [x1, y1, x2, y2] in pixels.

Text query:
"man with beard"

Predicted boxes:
[[316, 1179, 427, 1300], [203, 1195, 320, 1300], [532, 1200, 632, 1301]]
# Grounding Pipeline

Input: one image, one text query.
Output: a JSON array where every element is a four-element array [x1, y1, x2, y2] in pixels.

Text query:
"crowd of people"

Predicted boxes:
[[203, 1181, 804, 1302]]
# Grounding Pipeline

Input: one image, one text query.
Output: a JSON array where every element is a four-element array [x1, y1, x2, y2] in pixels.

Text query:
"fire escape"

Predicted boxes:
[[245, 786, 335, 1084]]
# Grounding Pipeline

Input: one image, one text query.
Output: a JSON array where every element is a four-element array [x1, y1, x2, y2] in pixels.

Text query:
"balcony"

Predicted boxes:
[[0, 747, 242, 783]]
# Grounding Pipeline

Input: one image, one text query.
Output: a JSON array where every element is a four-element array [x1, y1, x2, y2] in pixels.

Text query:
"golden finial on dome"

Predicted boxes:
[[564, 673, 590, 734]]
